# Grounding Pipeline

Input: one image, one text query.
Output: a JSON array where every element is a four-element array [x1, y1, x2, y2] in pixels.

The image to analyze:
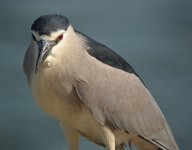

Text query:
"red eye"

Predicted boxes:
[[56, 34, 63, 42]]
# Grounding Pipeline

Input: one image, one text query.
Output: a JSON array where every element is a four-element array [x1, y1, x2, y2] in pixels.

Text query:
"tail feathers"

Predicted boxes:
[[150, 139, 169, 150], [136, 135, 172, 150], [153, 123, 179, 150], [137, 123, 179, 150]]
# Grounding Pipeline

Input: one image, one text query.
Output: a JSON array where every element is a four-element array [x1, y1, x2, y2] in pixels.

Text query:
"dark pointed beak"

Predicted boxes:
[[35, 40, 55, 73]]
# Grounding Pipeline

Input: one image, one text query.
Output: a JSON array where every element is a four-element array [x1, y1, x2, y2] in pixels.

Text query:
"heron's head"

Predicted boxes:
[[31, 14, 72, 73]]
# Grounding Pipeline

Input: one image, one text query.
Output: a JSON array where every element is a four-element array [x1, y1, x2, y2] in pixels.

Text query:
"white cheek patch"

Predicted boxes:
[[43, 44, 61, 67], [49, 46, 58, 56], [43, 55, 54, 67]]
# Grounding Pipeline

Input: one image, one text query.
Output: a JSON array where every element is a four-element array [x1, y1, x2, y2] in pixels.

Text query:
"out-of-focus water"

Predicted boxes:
[[0, 0, 191, 150]]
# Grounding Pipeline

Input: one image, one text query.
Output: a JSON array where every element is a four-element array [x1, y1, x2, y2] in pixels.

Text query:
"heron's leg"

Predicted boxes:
[[100, 126, 115, 150], [60, 123, 80, 150]]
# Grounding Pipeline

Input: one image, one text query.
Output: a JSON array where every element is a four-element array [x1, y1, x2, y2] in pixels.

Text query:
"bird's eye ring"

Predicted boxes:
[[32, 34, 37, 41], [55, 34, 63, 43]]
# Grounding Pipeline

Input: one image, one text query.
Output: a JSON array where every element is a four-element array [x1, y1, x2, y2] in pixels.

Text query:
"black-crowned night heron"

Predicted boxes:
[[23, 14, 179, 150]]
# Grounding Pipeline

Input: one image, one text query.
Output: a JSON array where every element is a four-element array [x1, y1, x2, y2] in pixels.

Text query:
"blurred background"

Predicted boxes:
[[0, 0, 191, 150]]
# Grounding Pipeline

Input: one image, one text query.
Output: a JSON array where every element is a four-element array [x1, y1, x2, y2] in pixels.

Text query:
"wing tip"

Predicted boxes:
[[138, 135, 179, 150]]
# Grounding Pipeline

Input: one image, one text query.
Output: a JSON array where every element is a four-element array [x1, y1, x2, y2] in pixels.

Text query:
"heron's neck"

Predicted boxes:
[[41, 26, 88, 82]]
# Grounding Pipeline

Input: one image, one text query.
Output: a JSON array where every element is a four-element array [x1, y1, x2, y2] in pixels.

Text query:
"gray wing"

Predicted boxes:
[[75, 32, 178, 150], [76, 31, 142, 81]]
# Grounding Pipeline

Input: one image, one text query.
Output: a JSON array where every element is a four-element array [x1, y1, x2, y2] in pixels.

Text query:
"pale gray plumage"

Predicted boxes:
[[23, 14, 179, 150]]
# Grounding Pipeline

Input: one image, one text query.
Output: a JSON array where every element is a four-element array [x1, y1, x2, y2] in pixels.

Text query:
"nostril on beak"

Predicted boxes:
[[38, 40, 48, 52]]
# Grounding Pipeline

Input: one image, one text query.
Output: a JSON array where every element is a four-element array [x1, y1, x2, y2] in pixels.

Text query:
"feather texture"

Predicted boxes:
[[74, 33, 179, 150]]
